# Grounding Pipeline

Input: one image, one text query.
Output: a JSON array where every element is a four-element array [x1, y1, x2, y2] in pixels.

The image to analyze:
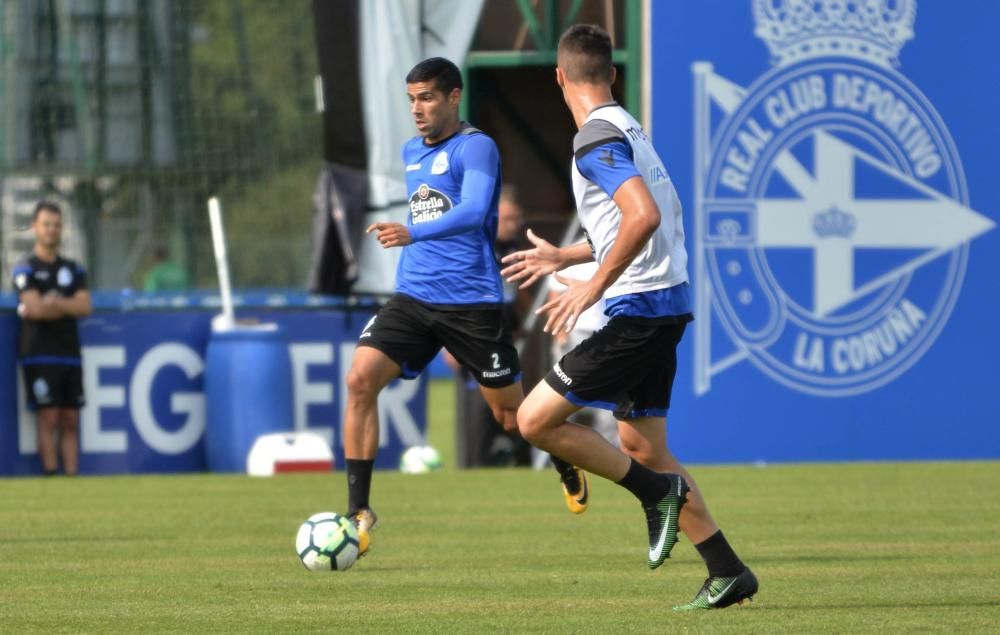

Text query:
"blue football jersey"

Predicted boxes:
[[397, 124, 503, 305]]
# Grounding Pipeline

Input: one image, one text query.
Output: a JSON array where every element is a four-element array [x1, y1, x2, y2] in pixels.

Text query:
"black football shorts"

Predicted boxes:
[[544, 316, 691, 420], [22, 362, 85, 410], [356, 293, 521, 388]]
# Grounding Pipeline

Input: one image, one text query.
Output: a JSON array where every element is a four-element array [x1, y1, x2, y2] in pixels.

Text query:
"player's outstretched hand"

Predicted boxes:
[[500, 229, 561, 289], [367, 222, 412, 248], [536, 273, 600, 335]]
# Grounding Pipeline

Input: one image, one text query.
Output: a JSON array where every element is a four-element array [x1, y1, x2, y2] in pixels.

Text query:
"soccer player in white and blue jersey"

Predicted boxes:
[[342, 58, 587, 558], [502, 25, 757, 609]]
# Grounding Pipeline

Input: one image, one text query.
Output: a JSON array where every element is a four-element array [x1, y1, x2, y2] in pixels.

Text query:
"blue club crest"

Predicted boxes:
[[693, 0, 995, 396]]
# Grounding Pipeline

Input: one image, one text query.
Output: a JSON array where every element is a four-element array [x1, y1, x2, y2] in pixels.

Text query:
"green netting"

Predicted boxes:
[[0, 0, 321, 291]]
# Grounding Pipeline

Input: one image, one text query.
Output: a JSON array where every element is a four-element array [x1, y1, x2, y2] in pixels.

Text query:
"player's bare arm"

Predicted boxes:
[[18, 289, 62, 320], [539, 176, 660, 334], [17, 289, 53, 319], [500, 230, 593, 289], [49, 289, 92, 318], [367, 222, 412, 248], [19, 288, 92, 320]]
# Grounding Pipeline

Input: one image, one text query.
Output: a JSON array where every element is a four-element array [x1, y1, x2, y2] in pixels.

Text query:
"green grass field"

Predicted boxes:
[[2, 380, 998, 633]]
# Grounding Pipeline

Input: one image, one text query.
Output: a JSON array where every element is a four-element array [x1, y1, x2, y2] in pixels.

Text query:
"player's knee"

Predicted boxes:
[[622, 440, 676, 473], [622, 445, 656, 467], [345, 367, 379, 402], [516, 407, 546, 444], [37, 411, 59, 430], [618, 434, 644, 458], [619, 436, 658, 466], [59, 416, 79, 433]]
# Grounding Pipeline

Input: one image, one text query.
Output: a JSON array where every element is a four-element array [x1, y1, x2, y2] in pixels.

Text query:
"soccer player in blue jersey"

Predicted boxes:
[[501, 25, 757, 609], [341, 57, 588, 557]]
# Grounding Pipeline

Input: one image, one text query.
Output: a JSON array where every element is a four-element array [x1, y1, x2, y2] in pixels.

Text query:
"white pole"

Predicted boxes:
[[208, 196, 235, 329]]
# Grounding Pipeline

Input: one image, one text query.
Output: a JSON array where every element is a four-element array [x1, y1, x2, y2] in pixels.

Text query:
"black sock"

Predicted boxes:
[[43, 468, 58, 477], [550, 455, 575, 479], [616, 458, 671, 507], [345, 459, 374, 515], [695, 530, 745, 578]]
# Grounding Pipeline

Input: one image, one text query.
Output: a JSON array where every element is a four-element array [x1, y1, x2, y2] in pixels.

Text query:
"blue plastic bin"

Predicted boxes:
[[204, 323, 293, 472]]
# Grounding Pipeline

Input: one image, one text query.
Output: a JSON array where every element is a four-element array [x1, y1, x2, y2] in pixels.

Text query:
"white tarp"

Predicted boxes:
[[353, 0, 484, 294]]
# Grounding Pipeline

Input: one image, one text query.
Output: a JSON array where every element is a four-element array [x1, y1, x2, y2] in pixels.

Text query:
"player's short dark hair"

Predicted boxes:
[[406, 57, 463, 95], [557, 24, 613, 84], [33, 200, 62, 221]]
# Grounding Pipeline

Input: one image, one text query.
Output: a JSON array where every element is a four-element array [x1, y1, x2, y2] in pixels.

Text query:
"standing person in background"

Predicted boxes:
[[341, 57, 589, 560], [502, 24, 757, 609], [143, 245, 188, 292], [12, 201, 92, 476], [495, 187, 533, 327]]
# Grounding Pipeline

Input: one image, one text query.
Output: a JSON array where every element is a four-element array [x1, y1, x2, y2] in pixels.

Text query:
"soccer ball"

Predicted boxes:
[[295, 512, 360, 571], [399, 445, 443, 474]]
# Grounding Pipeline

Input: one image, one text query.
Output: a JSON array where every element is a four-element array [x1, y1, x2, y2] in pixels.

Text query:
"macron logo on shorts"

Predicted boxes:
[[482, 368, 511, 379], [553, 363, 573, 386]]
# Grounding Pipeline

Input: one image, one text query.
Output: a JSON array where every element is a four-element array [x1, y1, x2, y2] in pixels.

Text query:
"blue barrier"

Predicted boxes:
[[0, 292, 426, 476], [0, 289, 384, 311]]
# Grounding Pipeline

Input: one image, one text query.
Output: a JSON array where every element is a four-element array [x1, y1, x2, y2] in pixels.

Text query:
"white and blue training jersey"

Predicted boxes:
[[397, 123, 503, 305], [571, 103, 691, 320]]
